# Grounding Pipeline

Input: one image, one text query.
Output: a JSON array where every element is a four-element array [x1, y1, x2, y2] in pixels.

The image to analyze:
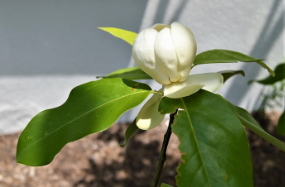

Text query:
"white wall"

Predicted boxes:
[[0, 0, 284, 134]]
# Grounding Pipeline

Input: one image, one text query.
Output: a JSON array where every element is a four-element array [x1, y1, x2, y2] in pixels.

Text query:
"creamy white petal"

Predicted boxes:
[[154, 27, 180, 82], [185, 73, 224, 92], [136, 91, 165, 130], [151, 23, 169, 32], [164, 84, 203, 98], [163, 73, 223, 98], [132, 28, 171, 85], [170, 22, 197, 82]]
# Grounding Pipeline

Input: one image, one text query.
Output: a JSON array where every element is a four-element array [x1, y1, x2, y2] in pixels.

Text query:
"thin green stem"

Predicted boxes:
[[151, 90, 164, 96], [151, 109, 178, 187]]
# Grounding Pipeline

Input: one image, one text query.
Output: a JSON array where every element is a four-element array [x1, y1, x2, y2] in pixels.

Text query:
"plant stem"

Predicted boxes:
[[151, 90, 164, 96], [151, 110, 178, 187]]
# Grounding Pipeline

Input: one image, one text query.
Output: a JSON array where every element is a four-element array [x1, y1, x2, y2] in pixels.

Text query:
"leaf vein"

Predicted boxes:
[[180, 98, 211, 187]]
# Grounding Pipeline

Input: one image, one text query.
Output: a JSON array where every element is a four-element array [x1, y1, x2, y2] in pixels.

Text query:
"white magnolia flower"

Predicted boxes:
[[132, 22, 223, 130]]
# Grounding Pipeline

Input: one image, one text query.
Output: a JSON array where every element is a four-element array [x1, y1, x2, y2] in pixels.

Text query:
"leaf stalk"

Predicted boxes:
[[151, 90, 164, 96]]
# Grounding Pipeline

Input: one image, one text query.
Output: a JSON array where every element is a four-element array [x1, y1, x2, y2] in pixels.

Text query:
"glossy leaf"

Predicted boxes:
[[98, 67, 152, 80], [277, 110, 285, 136], [17, 78, 151, 166], [219, 70, 245, 83], [227, 101, 285, 152], [98, 27, 137, 45], [159, 90, 253, 187], [161, 183, 173, 187], [193, 49, 275, 76], [120, 118, 140, 147], [249, 63, 285, 85]]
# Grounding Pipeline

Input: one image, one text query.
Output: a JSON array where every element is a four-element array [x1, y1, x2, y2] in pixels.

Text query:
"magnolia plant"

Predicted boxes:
[[17, 22, 285, 187]]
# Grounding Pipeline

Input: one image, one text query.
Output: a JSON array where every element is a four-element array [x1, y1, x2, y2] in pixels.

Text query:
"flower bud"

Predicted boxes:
[[134, 23, 224, 130], [132, 22, 197, 85]]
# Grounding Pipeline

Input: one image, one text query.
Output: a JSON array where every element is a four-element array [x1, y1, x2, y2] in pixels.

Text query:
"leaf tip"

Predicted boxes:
[[248, 80, 254, 84], [119, 142, 126, 147], [98, 27, 110, 33]]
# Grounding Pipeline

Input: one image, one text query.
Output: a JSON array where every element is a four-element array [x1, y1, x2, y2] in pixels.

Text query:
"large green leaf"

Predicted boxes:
[[98, 27, 137, 45], [219, 70, 245, 83], [277, 110, 285, 136], [98, 67, 152, 80], [159, 90, 253, 187], [120, 118, 140, 147], [226, 101, 285, 152], [193, 49, 275, 76], [249, 63, 285, 85], [17, 78, 151, 166]]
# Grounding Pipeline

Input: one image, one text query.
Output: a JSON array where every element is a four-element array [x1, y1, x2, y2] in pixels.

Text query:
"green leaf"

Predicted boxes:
[[98, 67, 152, 80], [98, 27, 137, 45], [161, 183, 173, 187], [159, 90, 253, 187], [277, 110, 285, 136], [17, 78, 151, 166], [226, 101, 285, 152], [219, 70, 245, 83], [120, 118, 140, 147], [193, 49, 275, 77], [249, 63, 285, 85]]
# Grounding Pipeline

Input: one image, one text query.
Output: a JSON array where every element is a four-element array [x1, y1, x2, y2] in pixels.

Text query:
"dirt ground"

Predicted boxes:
[[0, 113, 284, 187]]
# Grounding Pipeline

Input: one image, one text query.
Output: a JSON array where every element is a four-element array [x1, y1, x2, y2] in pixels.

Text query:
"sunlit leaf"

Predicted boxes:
[[159, 90, 253, 187], [194, 49, 275, 76], [277, 111, 285, 136], [98, 27, 137, 45], [17, 78, 151, 166], [249, 63, 285, 85], [98, 67, 152, 80], [120, 118, 140, 147], [219, 70, 245, 83]]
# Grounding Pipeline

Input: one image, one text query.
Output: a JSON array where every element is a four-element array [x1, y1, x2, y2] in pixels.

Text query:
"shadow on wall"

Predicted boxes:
[[0, 0, 148, 75], [0, 0, 190, 76], [152, 0, 188, 25], [224, 0, 284, 107]]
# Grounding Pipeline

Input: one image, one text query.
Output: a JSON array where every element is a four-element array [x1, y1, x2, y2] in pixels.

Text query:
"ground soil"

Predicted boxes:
[[0, 113, 284, 187]]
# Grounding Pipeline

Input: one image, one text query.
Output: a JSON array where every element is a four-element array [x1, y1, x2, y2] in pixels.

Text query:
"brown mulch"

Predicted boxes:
[[0, 113, 285, 187]]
